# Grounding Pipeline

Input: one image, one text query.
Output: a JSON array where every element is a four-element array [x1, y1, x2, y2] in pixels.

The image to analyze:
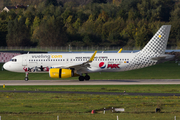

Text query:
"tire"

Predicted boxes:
[[25, 77, 29, 81], [79, 76, 84, 81], [84, 75, 90, 81]]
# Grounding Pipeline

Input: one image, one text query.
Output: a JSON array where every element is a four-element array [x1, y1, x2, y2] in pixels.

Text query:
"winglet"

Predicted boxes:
[[88, 51, 97, 62], [118, 48, 122, 53]]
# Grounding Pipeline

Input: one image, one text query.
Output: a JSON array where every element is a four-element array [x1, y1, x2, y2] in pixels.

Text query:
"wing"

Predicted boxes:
[[51, 51, 97, 71]]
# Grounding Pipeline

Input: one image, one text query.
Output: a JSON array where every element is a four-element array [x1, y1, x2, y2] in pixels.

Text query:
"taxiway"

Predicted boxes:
[[0, 79, 180, 85]]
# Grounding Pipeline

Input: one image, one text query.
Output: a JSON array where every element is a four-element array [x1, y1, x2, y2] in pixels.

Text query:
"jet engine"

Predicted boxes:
[[49, 68, 74, 78]]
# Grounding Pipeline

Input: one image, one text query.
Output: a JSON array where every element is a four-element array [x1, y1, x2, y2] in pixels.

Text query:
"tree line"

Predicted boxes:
[[0, 0, 180, 48]]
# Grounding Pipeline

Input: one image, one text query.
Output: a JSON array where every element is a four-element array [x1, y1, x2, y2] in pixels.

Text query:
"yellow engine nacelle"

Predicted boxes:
[[49, 68, 74, 78]]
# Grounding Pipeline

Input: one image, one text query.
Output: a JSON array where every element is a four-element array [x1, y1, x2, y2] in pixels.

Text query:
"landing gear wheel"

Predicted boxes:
[[25, 72, 29, 81], [84, 75, 90, 81], [25, 77, 29, 81], [79, 76, 84, 81]]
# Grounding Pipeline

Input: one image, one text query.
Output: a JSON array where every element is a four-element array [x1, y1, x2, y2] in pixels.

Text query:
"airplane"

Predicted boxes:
[[3, 25, 174, 81]]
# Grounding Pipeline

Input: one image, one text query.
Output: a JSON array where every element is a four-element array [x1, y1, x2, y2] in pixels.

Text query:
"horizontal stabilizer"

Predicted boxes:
[[150, 54, 174, 60]]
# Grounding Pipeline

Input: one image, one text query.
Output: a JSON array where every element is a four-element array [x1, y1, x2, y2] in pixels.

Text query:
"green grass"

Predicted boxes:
[[0, 85, 180, 119], [0, 92, 180, 120], [1, 85, 180, 93], [1, 61, 180, 119], [0, 61, 180, 80]]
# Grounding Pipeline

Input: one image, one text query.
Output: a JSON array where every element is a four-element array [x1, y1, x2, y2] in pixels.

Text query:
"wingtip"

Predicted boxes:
[[118, 48, 122, 53]]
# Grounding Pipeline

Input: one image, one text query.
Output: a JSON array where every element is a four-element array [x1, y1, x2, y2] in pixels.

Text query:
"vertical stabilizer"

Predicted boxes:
[[141, 25, 171, 55], [125, 25, 172, 71]]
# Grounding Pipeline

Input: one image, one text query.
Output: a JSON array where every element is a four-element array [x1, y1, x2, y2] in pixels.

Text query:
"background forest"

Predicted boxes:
[[0, 0, 180, 48]]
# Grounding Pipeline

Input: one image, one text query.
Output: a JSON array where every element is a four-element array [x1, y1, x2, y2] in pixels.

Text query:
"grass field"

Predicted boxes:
[[1, 85, 180, 93], [0, 91, 180, 120], [1, 61, 180, 119], [0, 61, 180, 80]]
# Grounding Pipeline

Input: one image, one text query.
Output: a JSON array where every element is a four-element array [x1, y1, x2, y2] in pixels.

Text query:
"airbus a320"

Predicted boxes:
[[3, 25, 174, 81]]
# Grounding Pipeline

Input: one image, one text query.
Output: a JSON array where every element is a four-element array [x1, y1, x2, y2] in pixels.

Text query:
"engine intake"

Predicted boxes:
[[49, 68, 74, 78]]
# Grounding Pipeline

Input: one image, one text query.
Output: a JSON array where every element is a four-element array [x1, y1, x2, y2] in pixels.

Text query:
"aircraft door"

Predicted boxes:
[[22, 56, 27, 66]]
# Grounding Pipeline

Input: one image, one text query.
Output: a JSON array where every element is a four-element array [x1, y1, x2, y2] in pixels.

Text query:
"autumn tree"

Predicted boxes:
[[92, 0, 107, 4], [0, 20, 8, 46], [134, 22, 153, 47], [6, 16, 31, 46], [45, 0, 58, 6], [33, 16, 68, 46]]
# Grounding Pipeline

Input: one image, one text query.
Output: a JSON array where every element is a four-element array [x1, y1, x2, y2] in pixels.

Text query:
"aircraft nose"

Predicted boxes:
[[3, 62, 10, 71]]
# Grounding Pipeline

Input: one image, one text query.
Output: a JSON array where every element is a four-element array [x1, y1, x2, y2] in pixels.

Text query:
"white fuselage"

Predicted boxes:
[[3, 52, 138, 73], [2, 25, 174, 81]]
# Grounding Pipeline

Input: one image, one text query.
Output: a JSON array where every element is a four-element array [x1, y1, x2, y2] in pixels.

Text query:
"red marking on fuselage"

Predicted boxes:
[[107, 64, 120, 69], [23, 67, 28, 72], [45, 67, 49, 71]]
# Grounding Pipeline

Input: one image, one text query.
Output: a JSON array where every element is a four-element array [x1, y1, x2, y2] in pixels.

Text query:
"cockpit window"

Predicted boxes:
[[10, 59, 17, 62]]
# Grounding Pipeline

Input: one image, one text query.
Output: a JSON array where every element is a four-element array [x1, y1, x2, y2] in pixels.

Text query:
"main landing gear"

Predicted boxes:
[[25, 72, 29, 81], [79, 74, 90, 81]]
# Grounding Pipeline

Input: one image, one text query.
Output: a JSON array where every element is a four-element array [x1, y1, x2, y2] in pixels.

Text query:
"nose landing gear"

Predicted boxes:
[[25, 72, 29, 81]]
